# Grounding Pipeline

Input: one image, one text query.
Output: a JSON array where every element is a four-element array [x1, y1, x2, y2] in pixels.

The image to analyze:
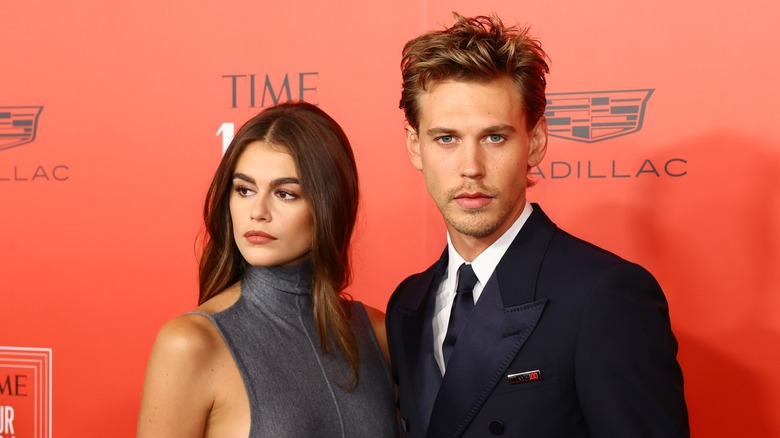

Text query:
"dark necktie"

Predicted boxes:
[[442, 263, 477, 366]]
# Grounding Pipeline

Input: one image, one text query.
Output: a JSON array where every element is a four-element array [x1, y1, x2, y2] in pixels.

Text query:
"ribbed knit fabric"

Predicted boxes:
[[197, 261, 398, 437]]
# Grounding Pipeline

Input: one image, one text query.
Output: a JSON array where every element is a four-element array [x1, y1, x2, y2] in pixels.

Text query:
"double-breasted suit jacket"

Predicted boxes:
[[386, 204, 688, 437]]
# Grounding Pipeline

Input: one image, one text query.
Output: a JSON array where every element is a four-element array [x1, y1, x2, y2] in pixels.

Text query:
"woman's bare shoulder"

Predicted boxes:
[[362, 304, 386, 329], [137, 313, 226, 436], [147, 281, 241, 370], [197, 282, 242, 315], [361, 304, 390, 366], [138, 283, 247, 436], [154, 314, 221, 358]]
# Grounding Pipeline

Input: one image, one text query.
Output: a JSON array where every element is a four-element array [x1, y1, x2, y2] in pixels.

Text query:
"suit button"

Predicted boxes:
[[488, 419, 505, 435]]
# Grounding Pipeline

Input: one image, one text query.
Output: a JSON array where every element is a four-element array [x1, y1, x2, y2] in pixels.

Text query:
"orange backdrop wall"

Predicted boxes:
[[2, 0, 779, 436]]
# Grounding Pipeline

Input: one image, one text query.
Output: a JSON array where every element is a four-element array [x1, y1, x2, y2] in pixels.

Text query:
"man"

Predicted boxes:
[[386, 13, 689, 437]]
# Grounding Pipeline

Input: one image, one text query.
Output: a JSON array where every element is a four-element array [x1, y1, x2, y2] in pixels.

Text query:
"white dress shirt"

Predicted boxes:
[[432, 202, 534, 375]]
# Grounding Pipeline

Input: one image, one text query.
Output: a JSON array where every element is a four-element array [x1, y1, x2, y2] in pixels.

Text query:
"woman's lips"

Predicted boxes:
[[244, 230, 277, 244]]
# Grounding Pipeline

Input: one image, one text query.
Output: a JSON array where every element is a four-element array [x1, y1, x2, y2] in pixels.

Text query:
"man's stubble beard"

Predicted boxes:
[[438, 198, 509, 238]]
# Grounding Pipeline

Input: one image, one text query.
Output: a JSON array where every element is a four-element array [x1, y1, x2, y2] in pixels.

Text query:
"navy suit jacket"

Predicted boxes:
[[386, 204, 689, 437]]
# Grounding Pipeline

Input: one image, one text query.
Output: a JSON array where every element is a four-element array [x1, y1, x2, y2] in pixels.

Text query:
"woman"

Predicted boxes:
[[138, 101, 398, 437]]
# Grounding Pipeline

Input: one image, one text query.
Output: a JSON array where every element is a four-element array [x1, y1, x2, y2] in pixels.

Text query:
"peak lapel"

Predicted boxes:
[[497, 204, 558, 307], [427, 279, 547, 437]]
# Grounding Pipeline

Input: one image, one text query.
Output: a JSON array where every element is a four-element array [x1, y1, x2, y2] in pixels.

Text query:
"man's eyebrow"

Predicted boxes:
[[425, 127, 458, 136], [424, 125, 517, 137], [480, 124, 517, 135]]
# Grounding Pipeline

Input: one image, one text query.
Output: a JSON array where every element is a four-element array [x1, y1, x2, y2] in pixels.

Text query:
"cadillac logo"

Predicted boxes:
[[0, 106, 44, 151], [546, 90, 653, 143]]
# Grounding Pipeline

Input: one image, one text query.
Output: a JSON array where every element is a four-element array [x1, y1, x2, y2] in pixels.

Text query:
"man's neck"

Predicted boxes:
[[448, 233, 495, 262], [447, 201, 532, 262]]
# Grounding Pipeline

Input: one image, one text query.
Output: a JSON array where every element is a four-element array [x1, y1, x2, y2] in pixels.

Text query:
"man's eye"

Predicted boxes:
[[438, 136, 454, 144]]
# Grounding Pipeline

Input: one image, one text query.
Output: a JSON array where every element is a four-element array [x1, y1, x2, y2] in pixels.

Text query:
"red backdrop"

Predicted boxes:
[[2, 0, 779, 436]]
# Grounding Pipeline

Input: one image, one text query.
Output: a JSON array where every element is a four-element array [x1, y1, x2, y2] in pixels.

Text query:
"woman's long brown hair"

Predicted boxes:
[[198, 101, 360, 387]]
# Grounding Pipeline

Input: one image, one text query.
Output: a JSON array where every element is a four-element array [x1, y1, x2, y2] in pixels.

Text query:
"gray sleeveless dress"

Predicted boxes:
[[196, 262, 398, 437]]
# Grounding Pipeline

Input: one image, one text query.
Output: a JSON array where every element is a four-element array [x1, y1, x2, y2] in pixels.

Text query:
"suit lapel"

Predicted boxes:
[[427, 285, 547, 437], [496, 204, 558, 307], [412, 285, 443, 433], [427, 205, 558, 437], [395, 250, 448, 432]]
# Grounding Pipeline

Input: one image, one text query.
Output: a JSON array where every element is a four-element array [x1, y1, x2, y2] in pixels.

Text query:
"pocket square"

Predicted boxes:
[[507, 369, 542, 385]]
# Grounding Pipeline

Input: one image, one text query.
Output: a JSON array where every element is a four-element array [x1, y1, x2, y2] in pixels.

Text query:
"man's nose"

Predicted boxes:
[[458, 141, 485, 179]]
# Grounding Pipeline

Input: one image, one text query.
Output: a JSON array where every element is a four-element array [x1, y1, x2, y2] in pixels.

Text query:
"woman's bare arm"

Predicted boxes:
[[137, 315, 219, 437]]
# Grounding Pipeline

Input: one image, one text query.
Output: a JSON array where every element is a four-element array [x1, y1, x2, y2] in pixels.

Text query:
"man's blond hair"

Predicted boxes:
[[400, 13, 550, 131]]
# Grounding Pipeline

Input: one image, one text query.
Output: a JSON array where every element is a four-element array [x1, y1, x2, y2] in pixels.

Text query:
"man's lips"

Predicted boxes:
[[244, 230, 277, 244], [454, 192, 493, 209]]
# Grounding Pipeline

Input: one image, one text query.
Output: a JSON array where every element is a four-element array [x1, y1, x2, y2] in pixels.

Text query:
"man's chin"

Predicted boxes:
[[446, 216, 499, 239]]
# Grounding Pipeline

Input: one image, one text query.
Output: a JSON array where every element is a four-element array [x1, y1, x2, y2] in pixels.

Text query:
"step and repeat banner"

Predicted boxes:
[[2, 0, 779, 436]]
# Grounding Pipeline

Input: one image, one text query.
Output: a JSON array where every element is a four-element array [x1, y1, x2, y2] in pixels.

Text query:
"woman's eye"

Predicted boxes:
[[277, 190, 298, 201], [235, 186, 254, 197]]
